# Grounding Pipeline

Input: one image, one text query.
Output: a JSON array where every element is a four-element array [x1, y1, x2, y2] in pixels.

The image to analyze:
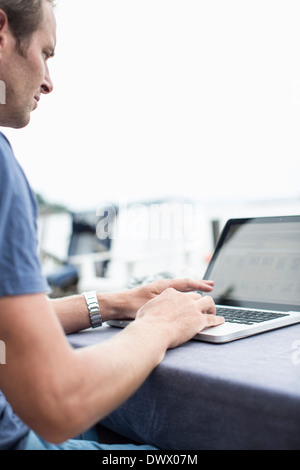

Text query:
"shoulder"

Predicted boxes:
[[0, 131, 12, 146], [0, 132, 14, 161], [0, 134, 48, 297], [0, 132, 16, 183], [0, 132, 34, 197], [0, 132, 38, 223]]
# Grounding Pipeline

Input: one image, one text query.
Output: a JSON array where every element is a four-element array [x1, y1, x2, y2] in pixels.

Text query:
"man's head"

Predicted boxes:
[[0, 0, 56, 128]]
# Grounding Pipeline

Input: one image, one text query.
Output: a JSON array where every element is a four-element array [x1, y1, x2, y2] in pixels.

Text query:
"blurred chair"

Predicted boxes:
[[41, 201, 209, 296], [68, 201, 207, 293]]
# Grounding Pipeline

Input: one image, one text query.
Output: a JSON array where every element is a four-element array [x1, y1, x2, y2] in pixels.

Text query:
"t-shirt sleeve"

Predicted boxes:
[[0, 134, 49, 297]]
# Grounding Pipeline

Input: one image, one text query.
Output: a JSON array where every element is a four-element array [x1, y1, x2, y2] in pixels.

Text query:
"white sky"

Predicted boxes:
[[3, 0, 300, 211]]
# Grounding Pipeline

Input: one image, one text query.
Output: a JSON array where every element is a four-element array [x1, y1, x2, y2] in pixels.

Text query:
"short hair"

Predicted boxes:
[[0, 0, 55, 53]]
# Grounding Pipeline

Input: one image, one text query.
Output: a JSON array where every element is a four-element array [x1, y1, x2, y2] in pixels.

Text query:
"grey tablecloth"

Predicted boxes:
[[68, 323, 300, 450]]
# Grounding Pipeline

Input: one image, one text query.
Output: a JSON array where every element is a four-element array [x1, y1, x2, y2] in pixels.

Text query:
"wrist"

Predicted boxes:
[[125, 317, 169, 366], [96, 292, 127, 322]]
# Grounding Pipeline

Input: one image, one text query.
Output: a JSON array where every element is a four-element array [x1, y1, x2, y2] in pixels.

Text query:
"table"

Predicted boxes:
[[68, 323, 300, 450]]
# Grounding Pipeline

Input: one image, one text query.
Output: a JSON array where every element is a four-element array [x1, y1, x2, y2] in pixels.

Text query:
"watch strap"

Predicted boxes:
[[83, 291, 103, 328]]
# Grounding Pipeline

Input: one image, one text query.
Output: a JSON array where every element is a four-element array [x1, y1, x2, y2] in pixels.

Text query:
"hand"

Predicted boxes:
[[135, 288, 225, 349], [116, 278, 216, 320]]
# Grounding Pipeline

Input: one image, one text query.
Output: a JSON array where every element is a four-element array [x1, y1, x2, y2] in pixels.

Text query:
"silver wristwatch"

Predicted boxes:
[[83, 291, 103, 328]]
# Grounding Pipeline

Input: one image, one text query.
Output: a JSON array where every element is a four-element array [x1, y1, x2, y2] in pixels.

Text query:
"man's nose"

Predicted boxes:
[[41, 66, 54, 94]]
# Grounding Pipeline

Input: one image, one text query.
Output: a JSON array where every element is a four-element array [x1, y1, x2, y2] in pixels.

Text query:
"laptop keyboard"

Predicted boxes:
[[216, 307, 289, 325]]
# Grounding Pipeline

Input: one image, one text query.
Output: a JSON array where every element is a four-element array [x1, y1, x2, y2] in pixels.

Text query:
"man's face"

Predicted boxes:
[[0, 1, 56, 129]]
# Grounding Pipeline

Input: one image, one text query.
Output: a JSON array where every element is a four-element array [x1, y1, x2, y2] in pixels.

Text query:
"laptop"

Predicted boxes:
[[108, 215, 300, 343]]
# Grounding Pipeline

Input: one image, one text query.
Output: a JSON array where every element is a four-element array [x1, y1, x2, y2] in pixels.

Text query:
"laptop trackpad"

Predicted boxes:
[[194, 322, 252, 343]]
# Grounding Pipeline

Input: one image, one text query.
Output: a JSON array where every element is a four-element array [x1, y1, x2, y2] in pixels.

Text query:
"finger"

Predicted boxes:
[[197, 295, 217, 315], [185, 291, 203, 301], [196, 280, 215, 292], [164, 278, 214, 293]]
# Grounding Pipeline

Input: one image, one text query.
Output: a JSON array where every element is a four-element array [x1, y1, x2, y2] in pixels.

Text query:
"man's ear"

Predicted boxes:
[[0, 10, 10, 53]]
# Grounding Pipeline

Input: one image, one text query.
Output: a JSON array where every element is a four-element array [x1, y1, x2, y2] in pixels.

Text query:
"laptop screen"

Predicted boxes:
[[204, 216, 300, 312]]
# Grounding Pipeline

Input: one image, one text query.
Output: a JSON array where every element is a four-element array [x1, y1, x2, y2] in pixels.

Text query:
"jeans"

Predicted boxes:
[[25, 427, 158, 451]]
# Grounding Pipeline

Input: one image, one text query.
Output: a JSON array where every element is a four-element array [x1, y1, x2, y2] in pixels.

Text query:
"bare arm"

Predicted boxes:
[[50, 278, 216, 334], [0, 284, 223, 444]]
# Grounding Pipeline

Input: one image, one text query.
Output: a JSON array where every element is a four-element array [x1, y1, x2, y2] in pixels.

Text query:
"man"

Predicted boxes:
[[0, 0, 224, 450]]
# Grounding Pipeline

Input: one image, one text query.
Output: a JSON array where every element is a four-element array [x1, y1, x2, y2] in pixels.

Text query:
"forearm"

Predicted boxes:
[[0, 287, 220, 444], [22, 319, 167, 443], [67, 319, 167, 441], [51, 279, 216, 335], [50, 292, 126, 334], [1, 294, 168, 444]]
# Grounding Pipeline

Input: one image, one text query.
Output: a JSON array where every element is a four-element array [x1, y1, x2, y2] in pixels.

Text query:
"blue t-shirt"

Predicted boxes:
[[0, 132, 49, 450]]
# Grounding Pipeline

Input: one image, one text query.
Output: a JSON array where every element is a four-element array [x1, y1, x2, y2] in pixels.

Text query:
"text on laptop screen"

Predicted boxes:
[[204, 217, 300, 311]]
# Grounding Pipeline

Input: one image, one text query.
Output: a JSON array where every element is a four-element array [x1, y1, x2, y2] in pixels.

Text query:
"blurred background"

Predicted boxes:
[[3, 0, 300, 295]]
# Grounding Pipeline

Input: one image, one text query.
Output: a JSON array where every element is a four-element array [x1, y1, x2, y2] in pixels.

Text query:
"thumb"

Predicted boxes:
[[202, 313, 225, 328]]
